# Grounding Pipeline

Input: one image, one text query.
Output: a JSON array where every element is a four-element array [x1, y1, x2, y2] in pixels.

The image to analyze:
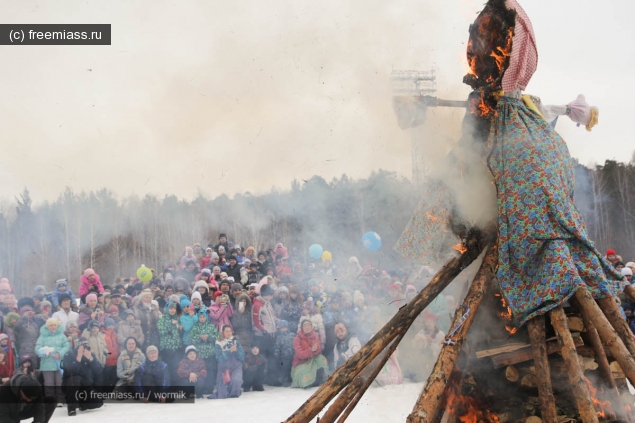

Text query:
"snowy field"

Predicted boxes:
[[44, 382, 426, 423]]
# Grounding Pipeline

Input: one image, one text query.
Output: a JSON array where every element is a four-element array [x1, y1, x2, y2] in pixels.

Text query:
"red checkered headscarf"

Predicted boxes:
[[502, 0, 538, 93]]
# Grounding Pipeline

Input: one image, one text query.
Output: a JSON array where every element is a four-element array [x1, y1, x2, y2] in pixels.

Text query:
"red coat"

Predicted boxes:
[[292, 330, 322, 367], [103, 328, 119, 367]]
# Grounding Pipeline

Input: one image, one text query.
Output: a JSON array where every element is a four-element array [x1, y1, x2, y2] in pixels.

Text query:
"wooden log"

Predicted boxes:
[[574, 288, 635, 387], [284, 232, 489, 423], [549, 305, 599, 423], [597, 296, 635, 358], [406, 244, 497, 423], [336, 333, 406, 423], [527, 314, 558, 423], [318, 376, 363, 423], [490, 334, 583, 368], [505, 365, 519, 382], [574, 296, 618, 391]]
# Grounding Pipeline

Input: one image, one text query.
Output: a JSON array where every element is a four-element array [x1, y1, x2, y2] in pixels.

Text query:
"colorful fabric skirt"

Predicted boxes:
[[290, 354, 328, 389], [488, 96, 623, 326]]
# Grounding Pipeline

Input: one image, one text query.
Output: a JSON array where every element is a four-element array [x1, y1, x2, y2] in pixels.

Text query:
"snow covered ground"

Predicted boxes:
[[45, 382, 426, 422]]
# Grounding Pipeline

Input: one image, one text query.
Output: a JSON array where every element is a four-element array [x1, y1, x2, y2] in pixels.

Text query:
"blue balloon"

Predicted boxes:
[[309, 244, 324, 260], [362, 232, 382, 251]]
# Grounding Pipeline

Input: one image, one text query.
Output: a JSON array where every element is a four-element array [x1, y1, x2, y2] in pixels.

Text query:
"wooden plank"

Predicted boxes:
[[491, 334, 583, 368]]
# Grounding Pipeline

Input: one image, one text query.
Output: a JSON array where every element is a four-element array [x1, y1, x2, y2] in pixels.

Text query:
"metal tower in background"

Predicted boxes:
[[390, 70, 437, 188]]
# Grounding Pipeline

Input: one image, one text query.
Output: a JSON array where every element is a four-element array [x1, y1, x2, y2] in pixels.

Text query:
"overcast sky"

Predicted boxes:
[[1, 0, 632, 204]]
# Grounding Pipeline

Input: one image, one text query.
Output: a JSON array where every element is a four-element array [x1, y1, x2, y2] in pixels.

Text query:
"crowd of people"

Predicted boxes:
[[0, 234, 454, 421], [1, 234, 632, 422]]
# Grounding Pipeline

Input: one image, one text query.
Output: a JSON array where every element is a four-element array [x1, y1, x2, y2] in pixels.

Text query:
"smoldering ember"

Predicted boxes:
[[1, 1, 635, 423]]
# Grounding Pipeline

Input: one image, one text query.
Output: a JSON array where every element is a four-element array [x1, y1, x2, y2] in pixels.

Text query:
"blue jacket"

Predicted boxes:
[[35, 324, 70, 371], [214, 338, 245, 363], [50, 280, 77, 308], [136, 359, 170, 391], [180, 313, 197, 345]]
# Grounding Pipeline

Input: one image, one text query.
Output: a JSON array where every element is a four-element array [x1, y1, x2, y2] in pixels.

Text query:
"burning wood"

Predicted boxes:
[[584, 377, 616, 421], [452, 243, 468, 255]]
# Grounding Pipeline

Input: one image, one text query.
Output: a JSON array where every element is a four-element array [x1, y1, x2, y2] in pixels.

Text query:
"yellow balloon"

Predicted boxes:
[[321, 251, 332, 262]]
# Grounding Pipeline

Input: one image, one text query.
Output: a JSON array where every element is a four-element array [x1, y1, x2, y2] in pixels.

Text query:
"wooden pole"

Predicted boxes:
[[549, 305, 599, 423], [574, 287, 635, 387], [336, 333, 406, 423], [574, 297, 618, 392], [527, 314, 558, 423], [318, 376, 363, 423], [284, 234, 489, 423], [597, 296, 635, 358], [407, 244, 497, 423]]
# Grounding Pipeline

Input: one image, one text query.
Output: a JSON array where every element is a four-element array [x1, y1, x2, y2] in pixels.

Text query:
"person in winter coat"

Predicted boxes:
[[190, 311, 219, 394], [77, 293, 105, 332], [273, 320, 295, 387], [214, 234, 230, 255], [4, 311, 20, 348], [209, 292, 234, 332], [0, 278, 18, 314], [135, 345, 172, 402], [179, 299, 197, 346], [61, 338, 104, 416], [64, 322, 81, 350], [299, 301, 326, 349], [291, 318, 328, 388], [50, 279, 77, 309], [79, 268, 105, 299], [242, 345, 267, 392], [210, 325, 244, 399], [190, 291, 208, 315], [246, 262, 262, 288], [252, 284, 277, 383], [0, 372, 57, 423], [81, 320, 108, 366], [117, 310, 144, 350], [200, 248, 213, 271], [0, 333, 16, 381], [274, 243, 289, 261], [230, 292, 252, 351], [52, 294, 79, 328], [193, 278, 213, 308], [133, 290, 161, 350], [333, 322, 361, 370], [156, 302, 183, 384], [15, 306, 40, 364], [35, 318, 69, 404], [178, 246, 198, 271], [102, 318, 119, 387], [225, 257, 242, 283], [179, 261, 199, 283], [177, 345, 207, 398], [116, 337, 146, 391]]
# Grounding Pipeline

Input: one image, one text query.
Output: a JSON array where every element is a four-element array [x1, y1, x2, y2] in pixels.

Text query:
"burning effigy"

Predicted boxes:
[[285, 1, 635, 423]]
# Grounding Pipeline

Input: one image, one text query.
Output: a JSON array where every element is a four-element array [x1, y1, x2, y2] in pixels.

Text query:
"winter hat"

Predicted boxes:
[[84, 268, 96, 277], [303, 300, 313, 310], [39, 300, 52, 310], [4, 312, 20, 326], [261, 284, 274, 297], [191, 291, 202, 303], [219, 272, 228, 279], [212, 253, 219, 260], [244, 259, 251, 265], [0, 333, 8, 343], [231, 283, 243, 292], [0, 279, 11, 292], [185, 345, 197, 355], [151, 300, 158, 308], [165, 273, 174, 281], [626, 262, 635, 270], [58, 293, 71, 304], [607, 249, 617, 256], [19, 379, 43, 400], [219, 279, 231, 289], [219, 233, 227, 239], [213, 291, 223, 300], [349, 257, 359, 264], [278, 286, 289, 295], [248, 283, 258, 289], [32, 294, 44, 302], [108, 305, 120, 314], [34, 285, 47, 294], [146, 345, 159, 355], [139, 289, 153, 301], [86, 293, 98, 303], [168, 294, 180, 304], [45, 318, 59, 328], [122, 309, 135, 318], [622, 268, 633, 277], [218, 246, 226, 254], [77, 337, 90, 347], [88, 319, 101, 329], [180, 298, 191, 309], [201, 268, 212, 276], [66, 321, 78, 330], [104, 318, 116, 328], [278, 320, 289, 329], [18, 297, 35, 309]]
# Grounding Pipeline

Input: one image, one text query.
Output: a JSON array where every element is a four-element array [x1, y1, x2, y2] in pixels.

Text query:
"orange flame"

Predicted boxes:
[[446, 388, 501, 423], [453, 243, 468, 255], [494, 294, 517, 334], [585, 377, 615, 419]]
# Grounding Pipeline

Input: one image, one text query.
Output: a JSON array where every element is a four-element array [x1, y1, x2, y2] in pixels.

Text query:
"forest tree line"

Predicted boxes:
[[0, 160, 633, 298]]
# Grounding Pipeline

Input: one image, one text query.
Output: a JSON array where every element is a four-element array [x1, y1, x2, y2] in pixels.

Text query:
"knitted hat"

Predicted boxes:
[[45, 318, 59, 328], [146, 345, 159, 355], [39, 300, 52, 309], [180, 298, 191, 309], [201, 268, 212, 276], [84, 268, 96, 277], [104, 318, 116, 328], [191, 291, 202, 303], [88, 319, 101, 329], [219, 233, 227, 239], [108, 305, 120, 314], [231, 283, 243, 292], [213, 291, 223, 300], [86, 293, 98, 303], [165, 273, 174, 281], [278, 320, 289, 329], [185, 345, 197, 355], [151, 300, 158, 308], [278, 286, 289, 295], [212, 253, 219, 260], [0, 280, 11, 292], [123, 309, 135, 318], [58, 293, 71, 304], [66, 321, 78, 330], [607, 249, 617, 256], [626, 262, 635, 269], [622, 268, 633, 277], [0, 333, 8, 343]]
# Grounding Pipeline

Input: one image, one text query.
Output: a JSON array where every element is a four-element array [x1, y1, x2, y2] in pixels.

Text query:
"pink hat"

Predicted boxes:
[[0, 280, 10, 292], [108, 305, 120, 313], [84, 268, 96, 277], [86, 293, 98, 303]]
